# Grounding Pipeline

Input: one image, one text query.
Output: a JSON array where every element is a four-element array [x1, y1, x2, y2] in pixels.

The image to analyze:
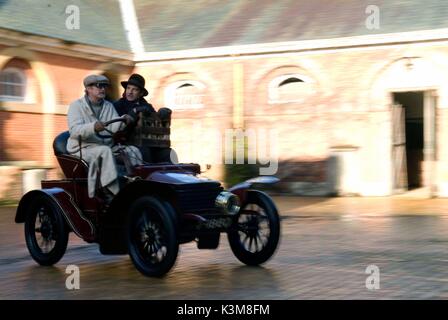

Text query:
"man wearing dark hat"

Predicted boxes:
[[114, 73, 155, 127], [67, 74, 142, 202], [114, 73, 176, 163]]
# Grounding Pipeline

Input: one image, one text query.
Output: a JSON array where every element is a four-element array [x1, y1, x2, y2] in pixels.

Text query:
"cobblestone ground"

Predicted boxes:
[[1, 197, 448, 299]]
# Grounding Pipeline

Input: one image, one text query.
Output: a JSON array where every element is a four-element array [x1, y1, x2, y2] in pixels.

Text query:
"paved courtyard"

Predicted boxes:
[[1, 196, 448, 299]]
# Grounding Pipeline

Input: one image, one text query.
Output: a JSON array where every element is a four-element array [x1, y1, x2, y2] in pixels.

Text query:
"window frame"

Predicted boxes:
[[164, 80, 205, 110], [0, 67, 27, 102], [268, 73, 314, 104]]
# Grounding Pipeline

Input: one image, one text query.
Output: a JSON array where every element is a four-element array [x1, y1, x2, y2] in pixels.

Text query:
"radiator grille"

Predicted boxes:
[[175, 183, 223, 213]]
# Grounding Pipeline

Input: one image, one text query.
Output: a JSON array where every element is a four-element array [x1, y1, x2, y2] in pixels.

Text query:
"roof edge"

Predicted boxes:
[[0, 28, 134, 64], [134, 28, 448, 62]]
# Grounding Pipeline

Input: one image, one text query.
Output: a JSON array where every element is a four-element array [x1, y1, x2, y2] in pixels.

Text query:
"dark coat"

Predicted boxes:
[[113, 96, 156, 145], [113, 96, 174, 163], [113, 96, 155, 118]]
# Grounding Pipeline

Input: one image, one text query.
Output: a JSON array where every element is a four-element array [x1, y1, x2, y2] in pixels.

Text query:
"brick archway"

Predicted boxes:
[[0, 48, 57, 167]]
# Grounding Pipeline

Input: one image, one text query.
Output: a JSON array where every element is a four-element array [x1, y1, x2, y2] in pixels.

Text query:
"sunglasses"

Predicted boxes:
[[92, 83, 109, 89]]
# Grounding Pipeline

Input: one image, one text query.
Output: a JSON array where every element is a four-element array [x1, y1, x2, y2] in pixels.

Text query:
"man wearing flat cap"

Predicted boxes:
[[67, 74, 142, 201], [114, 73, 176, 163]]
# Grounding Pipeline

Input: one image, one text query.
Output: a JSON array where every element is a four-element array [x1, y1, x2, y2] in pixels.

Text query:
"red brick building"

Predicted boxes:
[[1, 0, 448, 198]]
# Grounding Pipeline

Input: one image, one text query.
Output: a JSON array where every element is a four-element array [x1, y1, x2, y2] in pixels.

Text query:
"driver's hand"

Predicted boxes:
[[94, 121, 105, 132], [123, 114, 134, 125]]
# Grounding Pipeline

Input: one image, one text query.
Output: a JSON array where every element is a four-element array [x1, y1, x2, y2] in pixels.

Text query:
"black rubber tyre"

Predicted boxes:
[[227, 190, 280, 266], [126, 196, 178, 277], [24, 195, 69, 266]]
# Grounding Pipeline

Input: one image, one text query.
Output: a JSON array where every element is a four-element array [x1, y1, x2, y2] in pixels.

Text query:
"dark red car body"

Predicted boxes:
[[15, 130, 280, 277]]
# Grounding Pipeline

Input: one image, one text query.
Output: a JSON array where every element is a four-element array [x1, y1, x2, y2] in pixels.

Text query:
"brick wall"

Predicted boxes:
[[136, 45, 448, 195], [2, 41, 448, 196]]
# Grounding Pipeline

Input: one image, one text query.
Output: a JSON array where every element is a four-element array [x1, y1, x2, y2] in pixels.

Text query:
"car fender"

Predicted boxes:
[[228, 176, 279, 204], [15, 188, 95, 242]]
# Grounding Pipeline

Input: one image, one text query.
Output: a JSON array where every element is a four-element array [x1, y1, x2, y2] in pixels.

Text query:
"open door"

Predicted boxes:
[[392, 103, 408, 193], [423, 90, 437, 196]]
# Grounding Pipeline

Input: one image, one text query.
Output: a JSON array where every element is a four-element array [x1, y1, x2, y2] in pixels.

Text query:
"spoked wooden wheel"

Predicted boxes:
[[228, 191, 280, 265], [127, 196, 178, 277], [24, 195, 69, 266]]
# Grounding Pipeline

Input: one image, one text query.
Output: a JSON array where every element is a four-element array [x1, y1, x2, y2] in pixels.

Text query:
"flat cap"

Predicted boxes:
[[83, 74, 110, 87]]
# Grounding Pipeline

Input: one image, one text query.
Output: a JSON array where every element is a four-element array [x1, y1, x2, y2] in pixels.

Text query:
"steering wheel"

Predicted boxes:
[[96, 117, 127, 139]]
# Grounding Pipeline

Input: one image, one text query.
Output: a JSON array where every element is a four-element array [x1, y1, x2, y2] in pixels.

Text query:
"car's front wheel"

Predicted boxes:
[[227, 190, 280, 266], [126, 196, 178, 277], [24, 195, 69, 266]]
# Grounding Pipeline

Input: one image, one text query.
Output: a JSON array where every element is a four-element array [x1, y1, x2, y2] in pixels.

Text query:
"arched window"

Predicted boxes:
[[268, 74, 313, 104], [165, 80, 205, 109], [0, 68, 26, 101]]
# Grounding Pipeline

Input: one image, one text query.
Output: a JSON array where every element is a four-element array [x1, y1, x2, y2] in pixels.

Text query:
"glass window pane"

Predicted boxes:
[[0, 69, 26, 100]]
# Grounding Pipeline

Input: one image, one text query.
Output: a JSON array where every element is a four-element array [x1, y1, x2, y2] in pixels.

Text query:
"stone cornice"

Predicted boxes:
[[135, 28, 448, 63], [0, 28, 134, 65]]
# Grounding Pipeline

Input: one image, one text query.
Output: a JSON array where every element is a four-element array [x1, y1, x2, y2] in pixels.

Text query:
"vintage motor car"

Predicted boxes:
[[14, 111, 281, 277]]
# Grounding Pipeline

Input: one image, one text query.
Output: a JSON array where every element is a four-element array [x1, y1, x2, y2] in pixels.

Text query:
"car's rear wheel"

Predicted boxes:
[[126, 196, 178, 277], [227, 190, 280, 266], [24, 195, 69, 266]]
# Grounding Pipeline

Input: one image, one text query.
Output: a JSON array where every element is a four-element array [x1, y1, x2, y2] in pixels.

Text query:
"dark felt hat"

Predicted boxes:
[[121, 73, 148, 96]]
